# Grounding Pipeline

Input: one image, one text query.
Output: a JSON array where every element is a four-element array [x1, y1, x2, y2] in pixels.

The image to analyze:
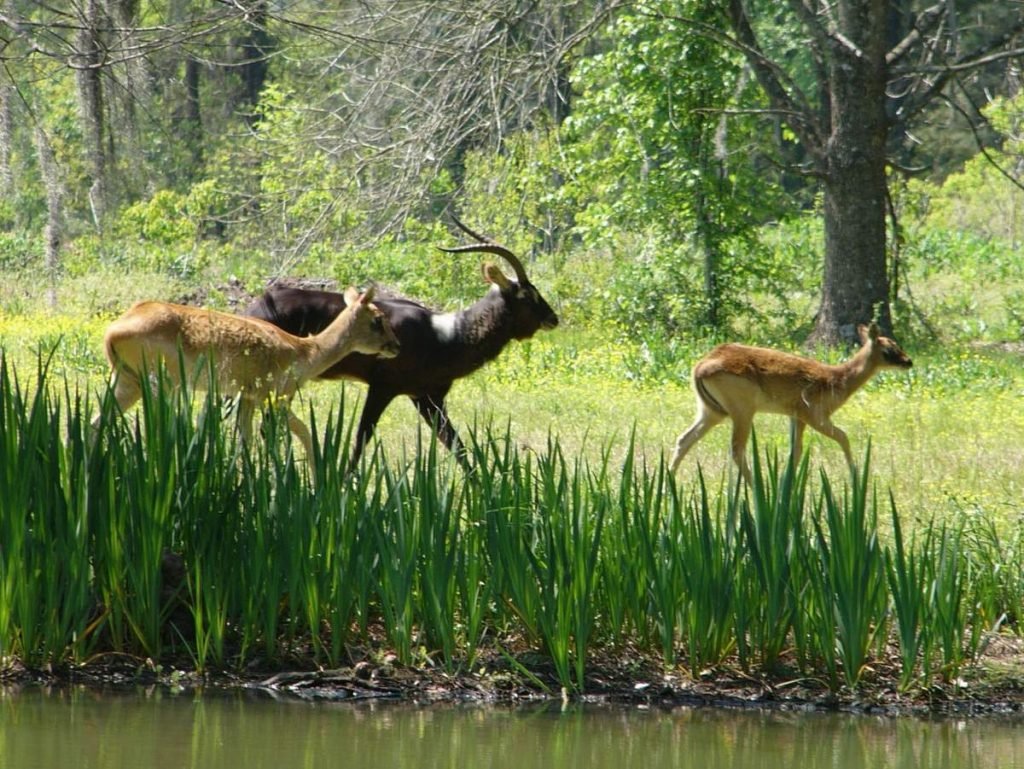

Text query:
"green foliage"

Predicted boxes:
[[896, 224, 1023, 343], [893, 92, 1024, 343], [202, 83, 365, 267], [558, 1, 792, 331], [459, 130, 577, 255], [118, 190, 196, 245], [329, 223, 481, 305], [2, 0, 1022, 353], [910, 92, 1024, 246], [0, 231, 42, 271]]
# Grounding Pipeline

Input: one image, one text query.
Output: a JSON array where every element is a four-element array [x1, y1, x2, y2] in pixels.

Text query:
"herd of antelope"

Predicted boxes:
[[93, 217, 913, 481]]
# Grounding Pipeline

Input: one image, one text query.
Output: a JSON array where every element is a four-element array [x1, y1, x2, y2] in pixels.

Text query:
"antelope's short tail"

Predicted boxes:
[[694, 377, 728, 415]]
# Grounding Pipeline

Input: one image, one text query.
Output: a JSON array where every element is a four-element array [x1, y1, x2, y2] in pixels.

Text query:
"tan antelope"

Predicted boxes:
[[669, 323, 913, 483], [91, 287, 400, 470]]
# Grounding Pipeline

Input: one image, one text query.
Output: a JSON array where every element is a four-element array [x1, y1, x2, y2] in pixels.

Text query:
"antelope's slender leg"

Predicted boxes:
[[804, 416, 854, 468], [113, 372, 143, 415], [729, 414, 754, 485], [352, 388, 397, 466], [90, 370, 143, 440], [413, 392, 471, 468], [285, 407, 316, 482], [670, 406, 724, 472], [236, 398, 256, 447], [790, 417, 807, 466]]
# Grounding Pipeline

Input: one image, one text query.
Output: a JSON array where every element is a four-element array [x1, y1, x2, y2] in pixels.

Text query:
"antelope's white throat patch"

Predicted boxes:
[[431, 312, 459, 343]]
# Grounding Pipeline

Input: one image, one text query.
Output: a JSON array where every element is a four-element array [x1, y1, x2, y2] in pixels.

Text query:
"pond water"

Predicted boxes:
[[3, 687, 1024, 769]]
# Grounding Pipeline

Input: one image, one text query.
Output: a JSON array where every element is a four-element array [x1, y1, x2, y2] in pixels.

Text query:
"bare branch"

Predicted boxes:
[[886, 4, 944, 66], [940, 86, 1024, 196], [722, 0, 825, 162], [893, 16, 1024, 127]]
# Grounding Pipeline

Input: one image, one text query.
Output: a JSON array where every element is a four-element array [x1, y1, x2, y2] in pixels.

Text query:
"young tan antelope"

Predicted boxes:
[[92, 287, 400, 466], [669, 323, 912, 483]]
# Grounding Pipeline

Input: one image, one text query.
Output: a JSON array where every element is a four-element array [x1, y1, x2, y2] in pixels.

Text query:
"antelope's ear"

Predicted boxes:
[[343, 286, 361, 306], [482, 262, 510, 289], [359, 286, 376, 305], [856, 323, 876, 343]]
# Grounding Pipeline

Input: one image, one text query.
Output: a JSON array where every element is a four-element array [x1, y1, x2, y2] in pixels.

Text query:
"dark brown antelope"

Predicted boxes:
[[243, 218, 559, 467], [92, 287, 400, 469], [670, 323, 913, 483]]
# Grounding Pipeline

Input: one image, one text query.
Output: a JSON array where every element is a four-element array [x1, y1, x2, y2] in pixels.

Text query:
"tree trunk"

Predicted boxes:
[[0, 78, 12, 192], [240, 0, 272, 122], [34, 126, 64, 310], [76, 0, 106, 230], [696, 111, 726, 329], [0, 1, 11, 191], [810, 0, 891, 346], [107, 0, 144, 187], [183, 55, 204, 176]]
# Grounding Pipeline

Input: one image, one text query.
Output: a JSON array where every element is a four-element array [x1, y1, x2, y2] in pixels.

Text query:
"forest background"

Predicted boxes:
[[0, 1, 1022, 509]]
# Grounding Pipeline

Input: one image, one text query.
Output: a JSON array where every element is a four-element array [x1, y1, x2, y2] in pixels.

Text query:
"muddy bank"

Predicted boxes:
[[5, 636, 1024, 719]]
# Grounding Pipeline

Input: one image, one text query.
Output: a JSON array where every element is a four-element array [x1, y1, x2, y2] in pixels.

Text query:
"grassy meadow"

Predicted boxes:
[[1, 268, 1023, 698], [1, 305, 1019, 527]]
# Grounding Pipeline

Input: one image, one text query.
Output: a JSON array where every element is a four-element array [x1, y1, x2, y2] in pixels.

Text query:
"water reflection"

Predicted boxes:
[[2, 687, 1024, 769]]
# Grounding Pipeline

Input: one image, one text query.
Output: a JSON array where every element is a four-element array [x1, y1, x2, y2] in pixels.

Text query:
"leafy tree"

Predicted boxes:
[[695, 0, 1024, 344], [561, 4, 788, 330]]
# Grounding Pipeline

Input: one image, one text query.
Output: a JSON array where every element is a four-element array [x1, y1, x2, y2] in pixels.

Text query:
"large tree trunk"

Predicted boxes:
[[817, 165, 890, 345], [810, 0, 891, 346]]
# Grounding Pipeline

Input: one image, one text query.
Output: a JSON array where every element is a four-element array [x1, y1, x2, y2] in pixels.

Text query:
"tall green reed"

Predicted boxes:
[[884, 510, 975, 689], [805, 456, 888, 691], [3, 351, 1021, 695], [453, 487, 489, 669], [627, 459, 686, 665], [525, 439, 606, 691], [478, 437, 542, 641], [602, 440, 665, 649], [371, 461, 420, 663], [409, 436, 464, 669], [677, 471, 738, 671], [736, 444, 809, 672], [929, 523, 968, 681], [885, 498, 933, 691], [304, 407, 365, 665], [961, 513, 1022, 641], [0, 353, 95, 665], [91, 362, 238, 663]]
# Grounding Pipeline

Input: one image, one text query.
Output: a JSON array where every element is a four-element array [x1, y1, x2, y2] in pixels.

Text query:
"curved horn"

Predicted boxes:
[[449, 214, 491, 244], [440, 215, 530, 284]]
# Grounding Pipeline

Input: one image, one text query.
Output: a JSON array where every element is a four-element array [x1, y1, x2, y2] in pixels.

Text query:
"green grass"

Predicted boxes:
[[4, 313, 1020, 531]]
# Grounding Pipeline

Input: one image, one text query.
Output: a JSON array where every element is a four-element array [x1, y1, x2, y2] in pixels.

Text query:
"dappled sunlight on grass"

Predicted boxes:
[[0, 311, 109, 382]]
